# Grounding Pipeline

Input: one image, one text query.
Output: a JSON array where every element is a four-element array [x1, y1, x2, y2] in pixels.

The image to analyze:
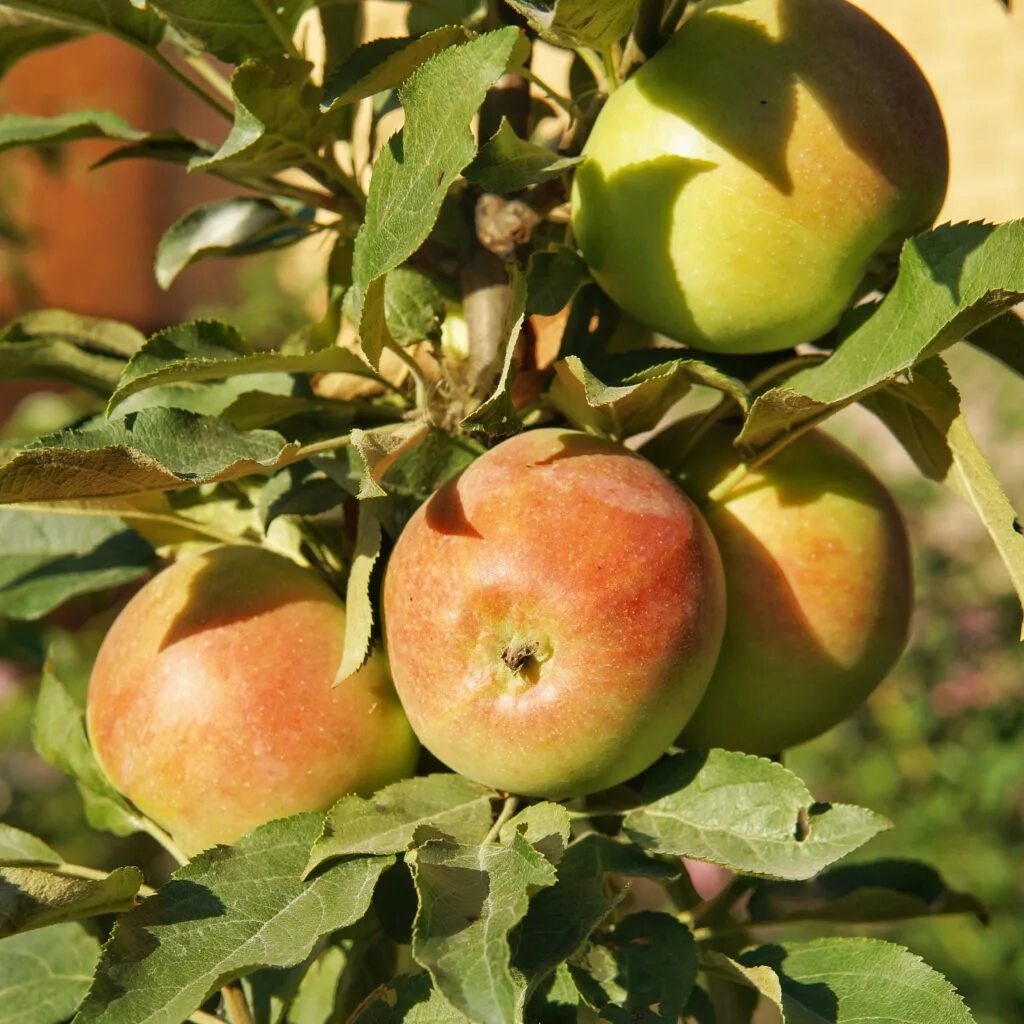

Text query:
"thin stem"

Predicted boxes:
[[484, 796, 520, 844], [303, 148, 367, 208], [620, 0, 667, 79], [661, 0, 690, 32], [252, 0, 304, 60], [141, 819, 188, 866], [151, 51, 232, 121], [184, 53, 234, 101], [747, 353, 826, 393], [676, 398, 733, 461], [221, 983, 255, 1024], [288, 434, 353, 460], [577, 48, 609, 94], [692, 876, 753, 931], [602, 46, 622, 92], [190, 1011, 225, 1024], [55, 862, 157, 898], [388, 343, 433, 416], [520, 68, 577, 118]]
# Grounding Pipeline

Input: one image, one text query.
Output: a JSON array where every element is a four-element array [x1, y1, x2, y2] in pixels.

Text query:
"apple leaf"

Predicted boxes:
[[622, 750, 890, 881], [0, 864, 143, 937], [740, 220, 1024, 448], [862, 357, 1024, 636], [307, 775, 498, 871], [739, 938, 976, 1024], [570, 912, 698, 1024], [0, 825, 60, 865], [0, 109, 152, 154], [347, 972, 472, 1024], [700, 951, 784, 1022], [350, 28, 520, 356], [334, 497, 382, 686], [499, 803, 572, 867], [2, 308, 144, 356], [0, 408, 300, 503], [0, 9, 76, 79], [107, 319, 375, 414], [747, 859, 987, 926], [461, 263, 527, 436], [525, 247, 590, 317], [0, 0, 163, 49], [378, 267, 446, 347], [144, 0, 308, 64], [191, 57, 330, 180], [74, 816, 392, 1024], [322, 26, 469, 110], [31, 656, 150, 838], [514, 834, 680, 983], [409, 834, 557, 1024], [0, 509, 153, 621], [968, 309, 1024, 377], [504, 0, 639, 48], [154, 198, 317, 290], [347, 421, 433, 500], [0, 923, 100, 1024], [465, 118, 582, 194]]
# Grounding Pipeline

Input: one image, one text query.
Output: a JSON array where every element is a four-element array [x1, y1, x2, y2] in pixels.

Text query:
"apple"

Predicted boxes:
[[571, 0, 948, 354], [642, 418, 912, 754], [382, 428, 726, 798], [87, 546, 419, 855]]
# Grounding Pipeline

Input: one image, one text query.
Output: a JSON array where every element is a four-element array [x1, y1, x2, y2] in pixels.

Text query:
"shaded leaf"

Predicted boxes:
[[740, 938, 975, 1024], [0, 864, 142, 937], [701, 951, 784, 1024], [409, 834, 557, 1024], [1, 308, 144, 356], [0, 509, 152, 620], [75, 816, 391, 1024], [307, 774, 497, 871], [154, 198, 316, 290], [322, 26, 468, 110], [0, 9, 75, 78], [0, 825, 59, 865], [334, 498, 382, 685], [499, 803, 572, 867], [0, 923, 100, 1024], [466, 118, 581, 194], [347, 972, 471, 1023], [740, 220, 1024, 448], [0, 108, 145, 154], [0, 408, 299, 502], [348, 421, 432, 500], [525, 247, 590, 317], [968, 309, 1024, 377], [504, 0, 638, 48], [0, 0, 163, 48], [623, 750, 890, 881]]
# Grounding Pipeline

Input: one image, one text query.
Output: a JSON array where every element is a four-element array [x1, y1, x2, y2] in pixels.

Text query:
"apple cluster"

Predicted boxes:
[[86, 0, 941, 855]]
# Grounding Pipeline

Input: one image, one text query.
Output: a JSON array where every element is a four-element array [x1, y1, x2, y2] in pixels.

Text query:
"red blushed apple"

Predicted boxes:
[[643, 418, 913, 754], [382, 429, 726, 798], [87, 546, 419, 855]]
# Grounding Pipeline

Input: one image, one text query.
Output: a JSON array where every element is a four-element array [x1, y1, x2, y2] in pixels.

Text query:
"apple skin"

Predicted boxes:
[[382, 428, 726, 798], [86, 546, 419, 855], [571, 0, 949, 354], [642, 419, 912, 754]]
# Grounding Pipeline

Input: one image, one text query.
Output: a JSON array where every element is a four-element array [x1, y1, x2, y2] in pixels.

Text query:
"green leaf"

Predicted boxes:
[[461, 263, 527, 436], [107, 319, 373, 413], [348, 421, 432, 500], [0, 864, 142, 937], [0, 9, 75, 78], [0, 509, 153, 620], [2, 308, 144, 357], [346, 972, 471, 1024], [465, 118, 581, 194], [350, 27, 520, 354], [740, 220, 1024, 448], [0, 0, 164, 48], [571, 912, 698, 1024], [701, 951, 784, 1022], [748, 859, 987, 926], [514, 834, 680, 982], [623, 750, 890, 881], [862, 357, 1024, 636], [31, 656, 148, 837], [75, 816, 392, 1024], [409, 834, 557, 1024], [740, 938, 976, 1023], [145, 0, 309, 64], [322, 26, 469, 110], [504, 0, 639, 48], [525, 247, 590, 317], [192, 57, 329, 179], [499, 803, 572, 867], [334, 497, 382, 685], [307, 774, 497, 871], [0, 923, 100, 1024], [381, 267, 446, 346], [551, 351, 746, 440], [154, 198, 317, 290], [0, 408, 299, 502], [0, 109, 146, 154], [92, 132, 208, 169], [968, 310, 1024, 376], [0, 825, 59, 865]]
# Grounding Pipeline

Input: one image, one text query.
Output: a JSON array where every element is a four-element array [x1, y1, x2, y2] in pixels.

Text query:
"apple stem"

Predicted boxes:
[[692, 875, 754, 932], [141, 819, 189, 867], [484, 795, 520, 844], [221, 983, 255, 1024]]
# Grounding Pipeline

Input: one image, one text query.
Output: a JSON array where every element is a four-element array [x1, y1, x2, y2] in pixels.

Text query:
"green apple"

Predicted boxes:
[[87, 546, 419, 855], [383, 428, 726, 797], [571, 0, 949, 354], [643, 418, 912, 753]]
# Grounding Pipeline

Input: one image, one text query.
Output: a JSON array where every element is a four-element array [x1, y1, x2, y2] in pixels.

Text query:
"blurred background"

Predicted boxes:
[[1, 2, 1022, 1021]]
